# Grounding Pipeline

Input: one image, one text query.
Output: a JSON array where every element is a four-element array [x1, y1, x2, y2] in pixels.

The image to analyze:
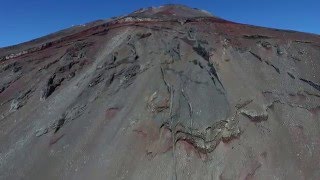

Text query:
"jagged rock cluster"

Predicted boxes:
[[0, 4, 319, 180]]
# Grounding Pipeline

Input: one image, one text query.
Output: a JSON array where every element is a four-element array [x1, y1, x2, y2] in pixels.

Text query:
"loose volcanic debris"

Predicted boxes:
[[1, 4, 320, 180]]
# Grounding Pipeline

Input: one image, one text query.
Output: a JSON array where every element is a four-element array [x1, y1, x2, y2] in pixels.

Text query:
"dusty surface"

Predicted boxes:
[[0, 4, 320, 180]]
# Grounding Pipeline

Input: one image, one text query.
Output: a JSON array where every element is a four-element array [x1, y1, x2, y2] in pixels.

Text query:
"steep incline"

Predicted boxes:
[[0, 4, 320, 180]]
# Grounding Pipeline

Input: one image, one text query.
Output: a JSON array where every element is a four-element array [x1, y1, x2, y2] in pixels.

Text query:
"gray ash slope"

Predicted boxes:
[[1, 4, 320, 180]]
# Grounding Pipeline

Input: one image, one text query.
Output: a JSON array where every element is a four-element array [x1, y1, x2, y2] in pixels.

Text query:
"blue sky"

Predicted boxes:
[[1, 0, 319, 47]]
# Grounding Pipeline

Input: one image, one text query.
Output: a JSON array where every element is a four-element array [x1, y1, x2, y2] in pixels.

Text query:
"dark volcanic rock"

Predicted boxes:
[[0, 4, 320, 180]]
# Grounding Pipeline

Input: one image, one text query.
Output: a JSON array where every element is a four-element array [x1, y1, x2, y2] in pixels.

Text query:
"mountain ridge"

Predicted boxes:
[[1, 4, 319, 54]]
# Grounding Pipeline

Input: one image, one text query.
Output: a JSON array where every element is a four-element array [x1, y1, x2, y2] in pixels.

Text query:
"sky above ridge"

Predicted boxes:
[[0, 0, 319, 47]]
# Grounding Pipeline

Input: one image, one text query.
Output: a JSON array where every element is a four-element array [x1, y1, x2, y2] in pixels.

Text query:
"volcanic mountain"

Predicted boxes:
[[0, 4, 320, 180]]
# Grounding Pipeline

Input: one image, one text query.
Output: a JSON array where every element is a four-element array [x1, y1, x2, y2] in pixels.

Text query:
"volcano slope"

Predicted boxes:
[[0, 5, 320, 180]]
